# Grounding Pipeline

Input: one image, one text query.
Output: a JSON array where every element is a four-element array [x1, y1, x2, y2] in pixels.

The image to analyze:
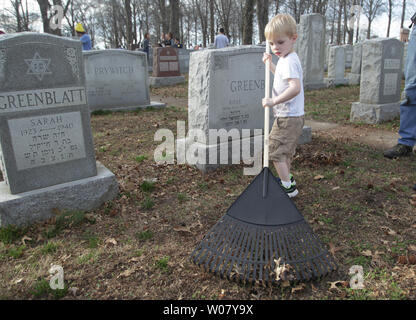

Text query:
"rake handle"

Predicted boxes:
[[264, 42, 271, 168], [263, 42, 271, 199]]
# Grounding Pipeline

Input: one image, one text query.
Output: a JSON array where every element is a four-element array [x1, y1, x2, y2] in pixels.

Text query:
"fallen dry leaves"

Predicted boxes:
[[105, 238, 118, 246], [381, 226, 397, 236]]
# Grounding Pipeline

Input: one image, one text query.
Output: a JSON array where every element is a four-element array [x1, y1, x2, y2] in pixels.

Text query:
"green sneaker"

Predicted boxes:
[[276, 174, 296, 186], [383, 144, 413, 159], [279, 181, 299, 198]]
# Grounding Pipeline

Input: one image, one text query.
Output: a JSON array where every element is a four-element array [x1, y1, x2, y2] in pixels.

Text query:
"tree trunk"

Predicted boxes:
[[158, 0, 169, 34], [367, 18, 371, 39], [125, 0, 133, 50], [242, 0, 256, 44], [355, 0, 362, 42], [111, 0, 119, 48], [387, 0, 392, 37], [336, 0, 343, 44], [170, 0, 180, 38], [401, 0, 406, 29], [210, 0, 215, 43], [37, 0, 50, 34], [256, 0, 268, 43], [11, 0, 23, 32]]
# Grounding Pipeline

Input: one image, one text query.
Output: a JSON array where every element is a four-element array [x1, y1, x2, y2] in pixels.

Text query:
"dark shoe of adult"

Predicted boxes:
[[383, 144, 413, 159]]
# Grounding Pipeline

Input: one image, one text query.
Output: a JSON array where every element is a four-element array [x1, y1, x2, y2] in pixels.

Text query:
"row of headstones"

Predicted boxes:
[[295, 14, 405, 124], [323, 42, 408, 86], [0, 16, 406, 225]]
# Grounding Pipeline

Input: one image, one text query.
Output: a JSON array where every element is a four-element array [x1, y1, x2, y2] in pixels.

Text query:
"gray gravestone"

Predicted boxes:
[[297, 13, 326, 90], [347, 43, 363, 85], [351, 38, 403, 124], [342, 44, 353, 69], [178, 48, 191, 73], [178, 45, 311, 173], [83, 50, 165, 112], [0, 33, 118, 226], [325, 46, 348, 87]]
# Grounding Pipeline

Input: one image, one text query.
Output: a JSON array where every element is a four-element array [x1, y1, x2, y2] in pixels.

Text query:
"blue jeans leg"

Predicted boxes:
[[398, 105, 416, 147], [398, 26, 416, 147]]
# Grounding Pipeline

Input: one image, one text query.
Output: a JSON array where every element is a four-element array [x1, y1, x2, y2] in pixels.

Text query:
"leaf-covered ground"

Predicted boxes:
[[0, 82, 415, 300]]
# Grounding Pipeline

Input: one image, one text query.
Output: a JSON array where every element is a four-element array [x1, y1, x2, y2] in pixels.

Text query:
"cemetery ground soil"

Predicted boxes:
[[1, 83, 416, 300]]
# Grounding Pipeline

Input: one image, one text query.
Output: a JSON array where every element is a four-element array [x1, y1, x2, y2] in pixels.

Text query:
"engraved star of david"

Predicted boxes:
[[25, 52, 52, 81]]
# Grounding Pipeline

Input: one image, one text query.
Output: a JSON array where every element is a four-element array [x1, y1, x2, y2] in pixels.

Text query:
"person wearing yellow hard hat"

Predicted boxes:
[[75, 23, 92, 51]]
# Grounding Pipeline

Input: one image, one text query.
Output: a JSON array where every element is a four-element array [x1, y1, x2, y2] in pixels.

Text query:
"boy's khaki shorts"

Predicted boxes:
[[269, 116, 304, 163]]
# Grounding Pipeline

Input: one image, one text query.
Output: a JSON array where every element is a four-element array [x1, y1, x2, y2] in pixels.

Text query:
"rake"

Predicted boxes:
[[190, 43, 337, 285]]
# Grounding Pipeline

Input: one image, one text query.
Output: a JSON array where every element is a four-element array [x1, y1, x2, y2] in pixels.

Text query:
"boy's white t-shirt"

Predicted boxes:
[[272, 52, 304, 118]]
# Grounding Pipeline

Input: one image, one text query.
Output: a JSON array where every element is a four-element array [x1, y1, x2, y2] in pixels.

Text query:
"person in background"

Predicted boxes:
[[158, 33, 165, 47], [174, 38, 183, 48], [75, 23, 92, 51], [165, 32, 174, 47], [383, 14, 416, 192], [142, 32, 150, 60], [214, 28, 229, 49]]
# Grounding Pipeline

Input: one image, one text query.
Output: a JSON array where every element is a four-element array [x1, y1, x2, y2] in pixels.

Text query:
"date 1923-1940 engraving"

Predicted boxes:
[[8, 111, 86, 170]]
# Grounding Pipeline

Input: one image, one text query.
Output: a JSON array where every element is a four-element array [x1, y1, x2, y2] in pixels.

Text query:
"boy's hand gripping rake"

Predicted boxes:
[[190, 44, 337, 285]]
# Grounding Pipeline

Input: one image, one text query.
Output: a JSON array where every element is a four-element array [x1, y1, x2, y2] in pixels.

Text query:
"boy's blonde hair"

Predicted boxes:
[[264, 14, 297, 40]]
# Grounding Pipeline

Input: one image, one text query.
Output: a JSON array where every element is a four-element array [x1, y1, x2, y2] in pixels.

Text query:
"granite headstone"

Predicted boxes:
[[297, 13, 326, 90], [351, 38, 403, 124], [83, 49, 165, 112], [179, 45, 311, 172], [325, 46, 348, 86], [347, 43, 363, 85], [0, 33, 118, 226]]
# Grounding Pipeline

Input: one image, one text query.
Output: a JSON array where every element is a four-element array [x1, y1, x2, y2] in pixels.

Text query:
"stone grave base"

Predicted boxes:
[[304, 81, 327, 91], [177, 126, 312, 173], [0, 161, 118, 227], [350, 102, 400, 124], [149, 76, 186, 87], [347, 73, 361, 86], [89, 101, 166, 113], [324, 78, 349, 87]]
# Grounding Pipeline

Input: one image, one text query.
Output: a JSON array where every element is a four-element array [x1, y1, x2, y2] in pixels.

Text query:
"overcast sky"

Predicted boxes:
[[1, 0, 415, 42]]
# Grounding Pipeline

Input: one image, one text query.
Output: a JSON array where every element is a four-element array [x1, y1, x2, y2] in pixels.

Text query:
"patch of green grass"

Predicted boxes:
[[155, 256, 170, 272], [135, 155, 148, 163], [110, 148, 123, 156], [177, 193, 187, 203], [198, 182, 208, 190], [388, 281, 406, 300], [91, 110, 113, 116], [87, 236, 100, 249], [31, 279, 68, 299], [0, 225, 26, 244], [41, 242, 60, 254], [345, 288, 372, 300], [140, 181, 156, 193], [346, 255, 371, 268], [141, 197, 155, 210], [7, 245, 25, 259], [132, 249, 144, 257], [44, 211, 88, 239], [99, 146, 107, 152], [166, 177, 175, 185], [136, 230, 154, 241], [318, 215, 333, 225], [78, 251, 100, 265]]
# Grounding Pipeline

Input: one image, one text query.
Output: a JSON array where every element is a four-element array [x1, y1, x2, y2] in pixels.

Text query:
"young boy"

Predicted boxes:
[[262, 14, 304, 198]]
